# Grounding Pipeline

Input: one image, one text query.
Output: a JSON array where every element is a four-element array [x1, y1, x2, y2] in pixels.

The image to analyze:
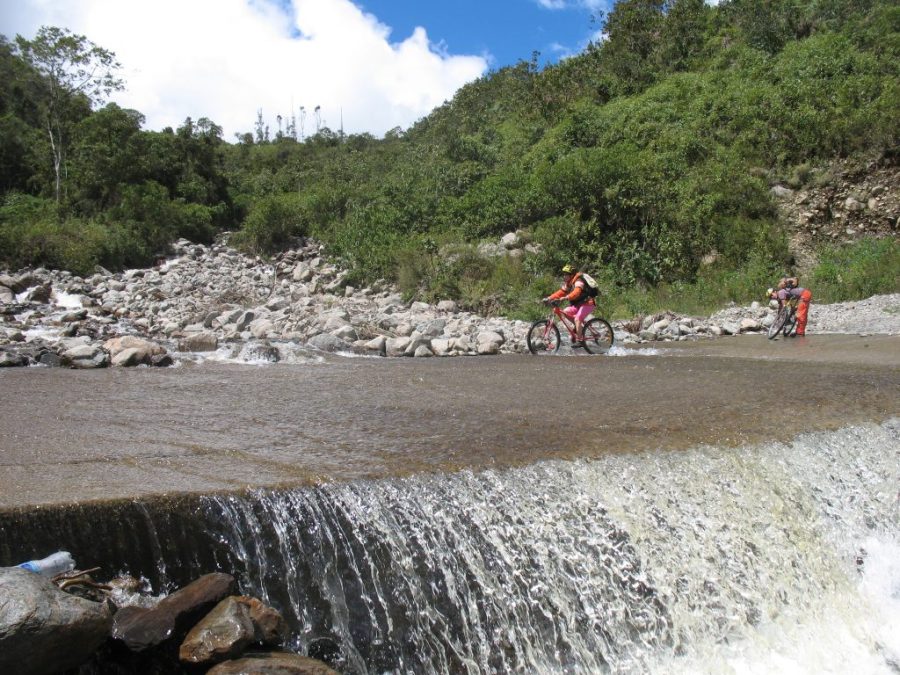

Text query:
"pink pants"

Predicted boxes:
[[563, 303, 593, 323]]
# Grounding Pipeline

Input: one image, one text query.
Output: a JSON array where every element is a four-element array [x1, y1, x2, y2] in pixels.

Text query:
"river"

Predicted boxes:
[[1, 335, 898, 673]]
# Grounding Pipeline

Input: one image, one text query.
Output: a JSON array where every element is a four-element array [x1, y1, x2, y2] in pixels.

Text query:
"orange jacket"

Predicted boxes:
[[548, 272, 594, 306]]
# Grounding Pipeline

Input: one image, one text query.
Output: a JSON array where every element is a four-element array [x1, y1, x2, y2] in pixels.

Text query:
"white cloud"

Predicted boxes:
[[534, 0, 607, 10], [1, 0, 488, 139]]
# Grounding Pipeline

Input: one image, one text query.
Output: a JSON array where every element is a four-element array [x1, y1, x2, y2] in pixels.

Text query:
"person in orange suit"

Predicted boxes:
[[768, 276, 812, 336]]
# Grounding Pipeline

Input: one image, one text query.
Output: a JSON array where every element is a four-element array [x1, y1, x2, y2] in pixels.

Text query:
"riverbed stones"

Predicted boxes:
[[112, 572, 236, 652], [0, 567, 114, 675], [1, 234, 898, 369]]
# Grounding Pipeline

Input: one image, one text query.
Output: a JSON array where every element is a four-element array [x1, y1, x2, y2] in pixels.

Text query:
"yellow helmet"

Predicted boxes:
[[561, 264, 575, 274]]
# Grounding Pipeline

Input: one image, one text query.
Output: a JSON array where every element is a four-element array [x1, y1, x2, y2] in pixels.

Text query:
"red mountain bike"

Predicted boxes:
[[527, 301, 614, 355], [767, 296, 799, 339]]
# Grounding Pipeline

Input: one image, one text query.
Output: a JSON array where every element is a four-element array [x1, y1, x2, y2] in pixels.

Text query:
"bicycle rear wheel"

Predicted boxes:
[[768, 308, 787, 339], [527, 320, 560, 355], [582, 317, 614, 354], [782, 310, 797, 337]]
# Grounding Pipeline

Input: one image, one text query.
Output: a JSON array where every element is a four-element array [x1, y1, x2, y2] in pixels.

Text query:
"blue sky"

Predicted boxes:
[[356, 0, 606, 67], [2, 0, 610, 138]]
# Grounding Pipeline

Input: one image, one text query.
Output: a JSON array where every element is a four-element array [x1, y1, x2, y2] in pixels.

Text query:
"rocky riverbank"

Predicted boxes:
[[0, 565, 338, 674], [1, 237, 898, 368]]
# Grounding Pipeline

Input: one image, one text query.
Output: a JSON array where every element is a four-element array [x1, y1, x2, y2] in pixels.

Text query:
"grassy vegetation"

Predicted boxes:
[[810, 237, 900, 302]]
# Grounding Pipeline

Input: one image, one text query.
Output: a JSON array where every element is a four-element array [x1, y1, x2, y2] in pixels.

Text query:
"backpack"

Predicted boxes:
[[580, 272, 599, 298]]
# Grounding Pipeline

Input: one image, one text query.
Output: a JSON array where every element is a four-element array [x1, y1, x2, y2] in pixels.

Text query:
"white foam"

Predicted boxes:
[[14, 287, 35, 303], [52, 290, 83, 309], [176, 341, 325, 367], [608, 344, 665, 356]]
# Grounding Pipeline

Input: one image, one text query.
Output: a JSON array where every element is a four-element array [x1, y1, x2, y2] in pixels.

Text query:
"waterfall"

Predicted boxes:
[[199, 421, 899, 673], [2, 420, 897, 673]]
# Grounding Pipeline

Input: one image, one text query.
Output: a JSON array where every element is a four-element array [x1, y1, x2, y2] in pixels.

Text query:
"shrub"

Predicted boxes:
[[0, 192, 139, 274], [233, 192, 309, 255], [810, 237, 900, 301]]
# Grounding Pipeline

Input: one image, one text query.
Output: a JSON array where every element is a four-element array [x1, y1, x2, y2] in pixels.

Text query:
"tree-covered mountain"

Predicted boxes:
[[1, 0, 897, 318]]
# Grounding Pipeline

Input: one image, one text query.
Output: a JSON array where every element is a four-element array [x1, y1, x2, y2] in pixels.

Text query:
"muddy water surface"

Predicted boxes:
[[1, 334, 897, 509]]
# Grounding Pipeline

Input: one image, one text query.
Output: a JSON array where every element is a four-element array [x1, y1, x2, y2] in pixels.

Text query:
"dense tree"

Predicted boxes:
[[14, 26, 123, 203], [1, 2, 897, 314]]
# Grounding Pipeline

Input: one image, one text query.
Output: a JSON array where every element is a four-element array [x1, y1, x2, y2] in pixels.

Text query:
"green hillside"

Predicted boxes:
[[1, 1, 898, 318]]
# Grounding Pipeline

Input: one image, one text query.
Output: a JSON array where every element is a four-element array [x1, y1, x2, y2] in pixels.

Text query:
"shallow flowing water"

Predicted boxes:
[[0, 334, 897, 508], [1, 335, 898, 673]]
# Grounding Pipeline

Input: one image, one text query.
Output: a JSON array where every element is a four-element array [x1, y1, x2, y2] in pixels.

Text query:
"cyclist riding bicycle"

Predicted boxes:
[[543, 264, 595, 347], [766, 276, 812, 336]]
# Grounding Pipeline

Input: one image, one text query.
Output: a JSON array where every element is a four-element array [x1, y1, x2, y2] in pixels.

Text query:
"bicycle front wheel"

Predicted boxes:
[[527, 320, 561, 355], [582, 317, 614, 354], [768, 308, 787, 339]]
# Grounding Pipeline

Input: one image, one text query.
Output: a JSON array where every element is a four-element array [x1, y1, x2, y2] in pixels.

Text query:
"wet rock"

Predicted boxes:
[[103, 336, 167, 364], [207, 651, 340, 675], [61, 344, 109, 369], [0, 274, 21, 292], [720, 322, 740, 336], [0, 350, 28, 367], [179, 331, 219, 352], [0, 567, 113, 675], [364, 335, 387, 355], [249, 318, 276, 339], [244, 597, 288, 646], [179, 596, 256, 664], [385, 336, 411, 357], [112, 573, 235, 652], [38, 352, 62, 367], [243, 342, 281, 362], [26, 284, 53, 304], [307, 333, 349, 353], [150, 353, 175, 367], [179, 596, 287, 665], [60, 309, 88, 323]]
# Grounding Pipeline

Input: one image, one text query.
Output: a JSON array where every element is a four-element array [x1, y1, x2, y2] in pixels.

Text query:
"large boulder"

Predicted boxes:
[[61, 344, 109, 369], [178, 331, 219, 352], [307, 333, 349, 353], [112, 573, 235, 652], [179, 595, 287, 665], [103, 336, 167, 366], [0, 567, 114, 675], [475, 331, 504, 355], [0, 350, 28, 367]]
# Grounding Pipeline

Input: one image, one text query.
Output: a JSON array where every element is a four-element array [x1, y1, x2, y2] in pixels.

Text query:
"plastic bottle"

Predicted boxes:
[[17, 551, 76, 577]]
